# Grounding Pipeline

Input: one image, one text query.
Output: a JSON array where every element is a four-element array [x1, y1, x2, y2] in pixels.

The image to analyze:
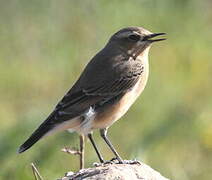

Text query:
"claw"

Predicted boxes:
[[122, 159, 141, 165]]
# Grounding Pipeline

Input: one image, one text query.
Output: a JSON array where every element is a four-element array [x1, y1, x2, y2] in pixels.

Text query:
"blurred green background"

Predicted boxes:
[[0, 0, 211, 179]]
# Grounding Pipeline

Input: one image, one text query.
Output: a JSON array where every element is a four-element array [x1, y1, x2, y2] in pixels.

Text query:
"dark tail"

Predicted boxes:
[[18, 115, 55, 153]]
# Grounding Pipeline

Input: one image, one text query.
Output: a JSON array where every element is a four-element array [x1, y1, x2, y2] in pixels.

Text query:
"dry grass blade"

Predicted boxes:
[[31, 163, 44, 180]]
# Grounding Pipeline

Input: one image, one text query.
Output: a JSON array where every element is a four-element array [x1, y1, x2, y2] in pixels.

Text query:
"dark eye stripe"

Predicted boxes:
[[128, 34, 140, 41]]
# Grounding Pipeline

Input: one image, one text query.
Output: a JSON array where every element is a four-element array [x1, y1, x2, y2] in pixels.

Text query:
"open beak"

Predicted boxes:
[[144, 33, 166, 42]]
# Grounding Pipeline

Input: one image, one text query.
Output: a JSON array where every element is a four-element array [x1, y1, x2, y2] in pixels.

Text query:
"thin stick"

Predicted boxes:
[[79, 135, 85, 169], [61, 147, 81, 155], [61, 135, 85, 169], [31, 163, 44, 180]]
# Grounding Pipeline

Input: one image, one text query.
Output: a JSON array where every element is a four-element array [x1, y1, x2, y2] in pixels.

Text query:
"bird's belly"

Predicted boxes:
[[93, 74, 148, 129]]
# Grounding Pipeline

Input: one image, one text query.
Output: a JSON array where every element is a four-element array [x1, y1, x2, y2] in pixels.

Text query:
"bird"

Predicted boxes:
[[18, 27, 166, 164]]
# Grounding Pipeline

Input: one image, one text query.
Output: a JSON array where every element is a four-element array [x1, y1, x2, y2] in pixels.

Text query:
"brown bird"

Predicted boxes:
[[18, 27, 166, 164]]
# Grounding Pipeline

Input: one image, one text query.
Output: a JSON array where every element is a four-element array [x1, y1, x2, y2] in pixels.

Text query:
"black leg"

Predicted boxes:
[[88, 133, 104, 163], [100, 128, 123, 163], [79, 135, 85, 169]]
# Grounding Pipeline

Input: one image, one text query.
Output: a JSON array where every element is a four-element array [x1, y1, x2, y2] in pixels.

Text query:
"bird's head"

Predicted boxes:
[[109, 27, 166, 58]]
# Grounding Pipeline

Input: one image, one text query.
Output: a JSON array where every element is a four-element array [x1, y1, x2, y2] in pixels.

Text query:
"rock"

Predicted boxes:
[[58, 161, 170, 180]]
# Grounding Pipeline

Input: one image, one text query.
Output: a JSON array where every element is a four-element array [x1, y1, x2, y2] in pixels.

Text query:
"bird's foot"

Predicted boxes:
[[93, 158, 141, 167], [121, 159, 141, 165], [93, 160, 114, 167], [108, 158, 141, 165]]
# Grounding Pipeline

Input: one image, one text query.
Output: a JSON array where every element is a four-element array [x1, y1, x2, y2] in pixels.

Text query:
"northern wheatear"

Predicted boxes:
[[18, 27, 166, 164]]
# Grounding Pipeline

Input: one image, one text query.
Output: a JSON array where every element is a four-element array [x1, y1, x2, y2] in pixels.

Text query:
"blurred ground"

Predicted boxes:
[[0, 0, 211, 179]]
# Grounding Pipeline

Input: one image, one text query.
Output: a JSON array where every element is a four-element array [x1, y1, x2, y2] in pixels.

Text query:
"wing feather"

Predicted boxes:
[[49, 59, 144, 122]]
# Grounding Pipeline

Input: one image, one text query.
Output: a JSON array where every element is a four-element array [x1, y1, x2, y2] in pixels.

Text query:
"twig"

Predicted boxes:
[[31, 163, 44, 180], [61, 147, 81, 156], [61, 135, 85, 169], [79, 135, 85, 169]]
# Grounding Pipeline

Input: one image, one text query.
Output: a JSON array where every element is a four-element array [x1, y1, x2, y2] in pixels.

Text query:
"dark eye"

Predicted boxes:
[[128, 34, 140, 42]]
